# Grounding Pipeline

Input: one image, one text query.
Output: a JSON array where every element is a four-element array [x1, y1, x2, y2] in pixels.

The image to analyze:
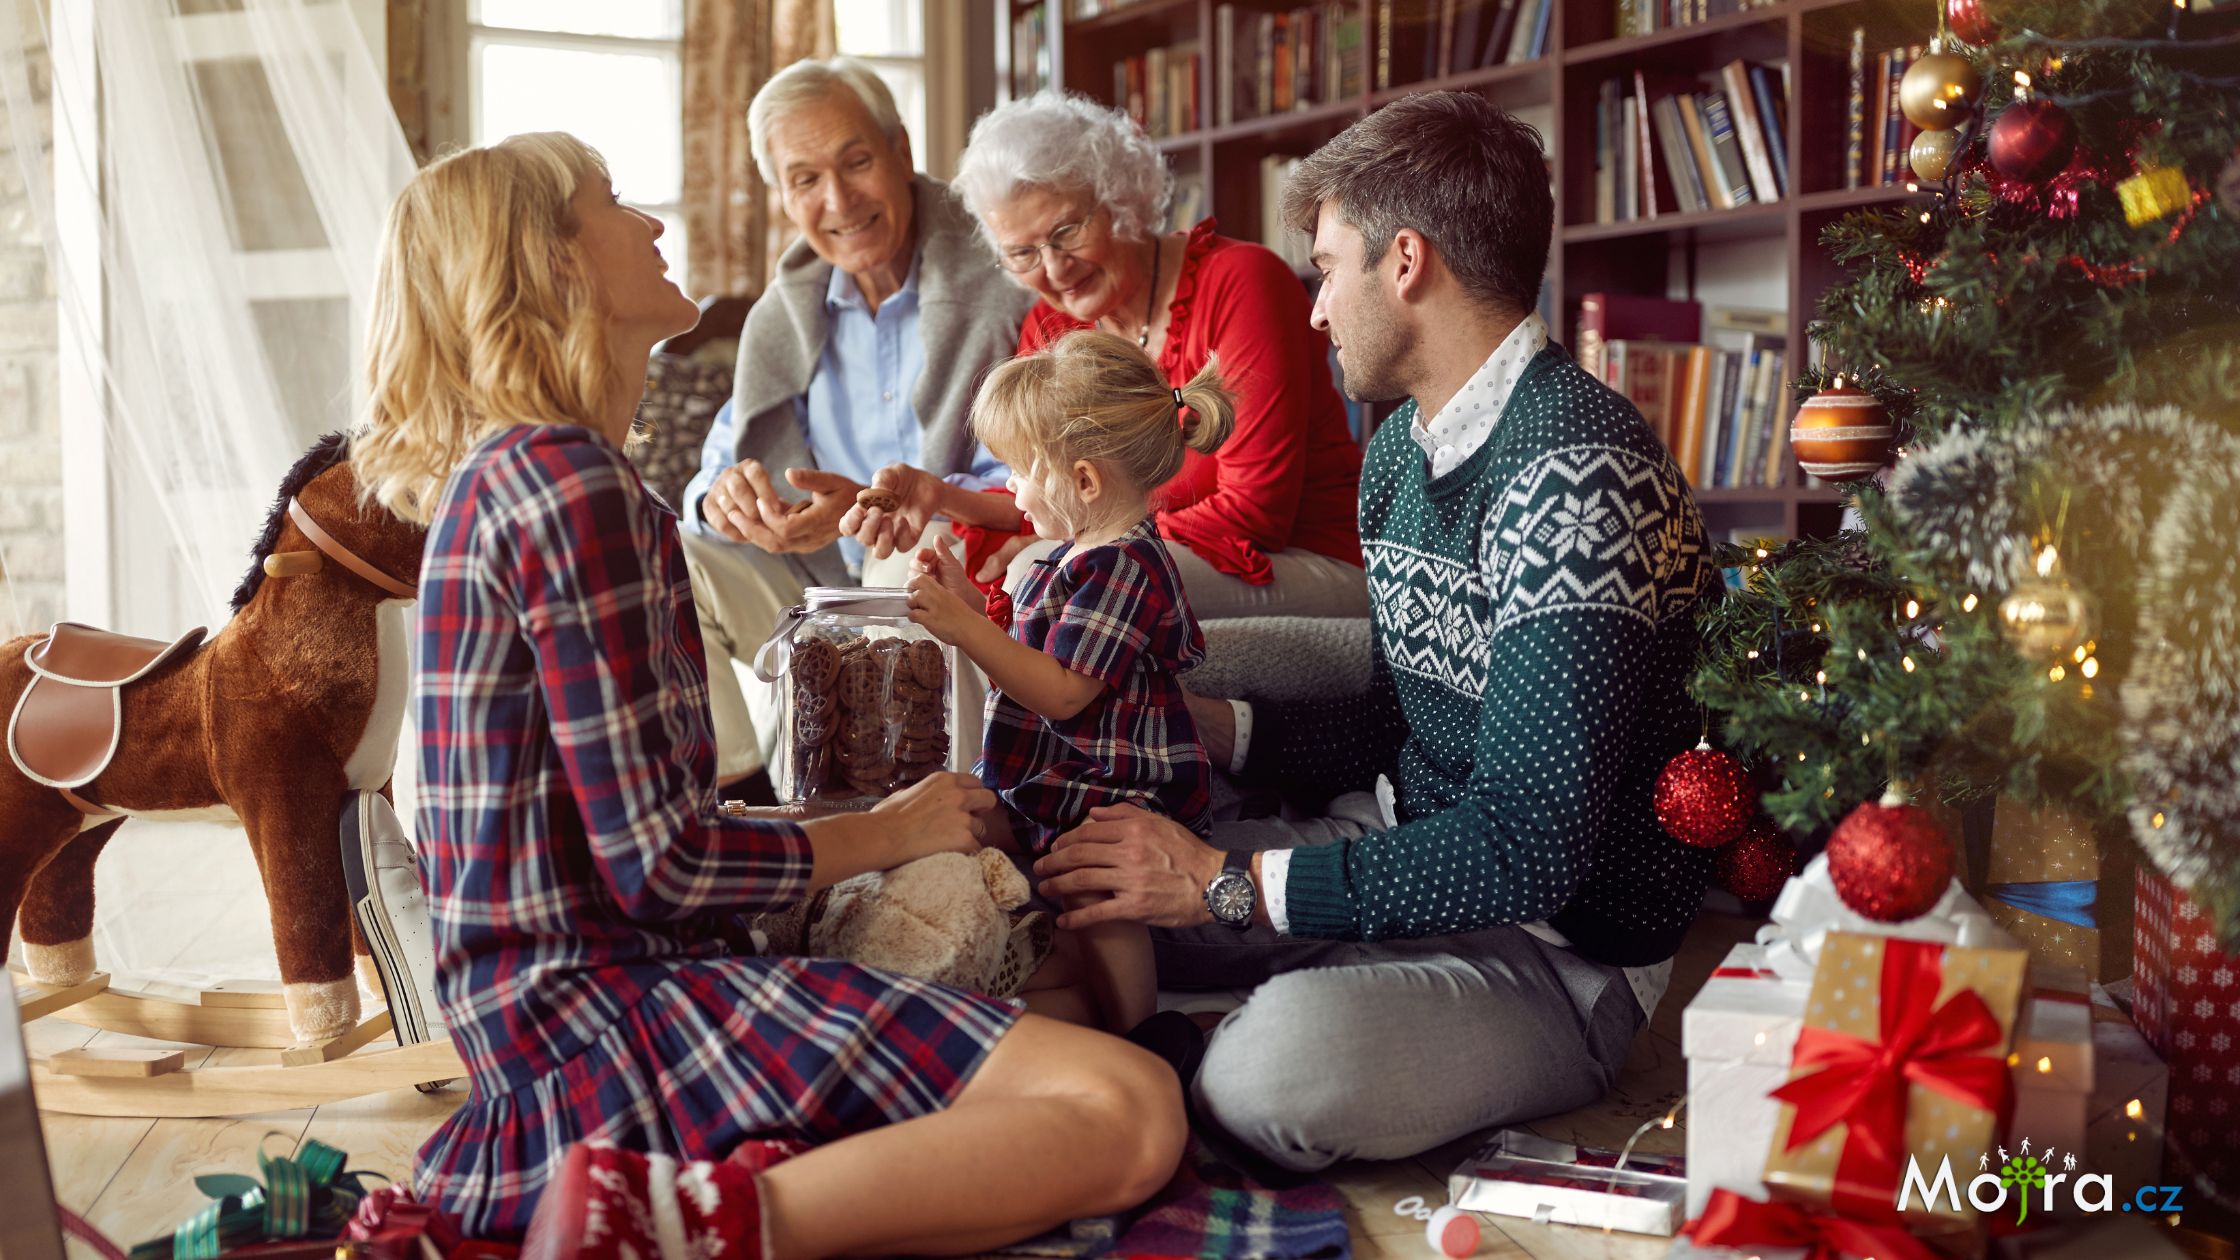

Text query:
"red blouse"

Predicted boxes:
[[1016, 220, 1363, 584]]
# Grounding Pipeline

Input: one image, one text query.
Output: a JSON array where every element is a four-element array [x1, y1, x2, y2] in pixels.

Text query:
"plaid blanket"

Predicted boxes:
[[992, 1138, 1348, 1260]]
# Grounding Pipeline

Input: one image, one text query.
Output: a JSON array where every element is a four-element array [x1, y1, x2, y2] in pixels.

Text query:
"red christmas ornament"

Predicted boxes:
[[1825, 790, 1957, 922], [1990, 99, 2076, 182], [1946, 0, 1998, 45], [1654, 739, 1758, 848], [1715, 818, 1797, 902]]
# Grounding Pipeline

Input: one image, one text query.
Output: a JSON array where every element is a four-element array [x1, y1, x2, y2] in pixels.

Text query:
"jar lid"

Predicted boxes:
[[752, 586, 912, 682]]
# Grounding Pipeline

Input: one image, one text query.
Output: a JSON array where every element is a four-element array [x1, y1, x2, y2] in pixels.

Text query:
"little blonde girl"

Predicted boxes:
[[905, 329, 1234, 1035]]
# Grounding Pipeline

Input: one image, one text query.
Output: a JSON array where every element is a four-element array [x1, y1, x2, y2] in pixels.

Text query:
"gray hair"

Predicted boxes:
[[748, 57, 906, 186], [952, 91, 1171, 247], [1281, 92, 1551, 316]]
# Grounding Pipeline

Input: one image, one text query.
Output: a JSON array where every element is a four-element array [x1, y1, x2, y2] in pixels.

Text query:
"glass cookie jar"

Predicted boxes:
[[753, 587, 959, 806]]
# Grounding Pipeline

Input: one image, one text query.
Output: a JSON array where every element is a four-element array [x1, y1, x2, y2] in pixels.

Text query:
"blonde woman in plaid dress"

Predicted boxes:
[[349, 133, 1184, 1256]]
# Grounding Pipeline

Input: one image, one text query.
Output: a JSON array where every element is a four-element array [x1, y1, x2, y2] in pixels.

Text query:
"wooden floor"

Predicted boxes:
[[31, 914, 1762, 1260]]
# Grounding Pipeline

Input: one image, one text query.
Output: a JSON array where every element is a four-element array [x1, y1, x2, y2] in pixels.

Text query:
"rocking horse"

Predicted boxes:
[[2, 433, 462, 1115]]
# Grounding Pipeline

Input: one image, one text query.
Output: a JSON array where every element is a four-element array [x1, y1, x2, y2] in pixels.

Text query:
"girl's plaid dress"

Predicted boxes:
[[410, 424, 1018, 1239], [978, 517, 1213, 851]]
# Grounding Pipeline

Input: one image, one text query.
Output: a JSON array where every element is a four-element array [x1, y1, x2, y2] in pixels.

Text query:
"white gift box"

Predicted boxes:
[[1447, 1128, 1688, 1236]]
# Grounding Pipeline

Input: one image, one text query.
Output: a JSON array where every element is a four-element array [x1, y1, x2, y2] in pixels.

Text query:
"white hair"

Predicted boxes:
[[747, 57, 906, 185], [952, 91, 1172, 246]]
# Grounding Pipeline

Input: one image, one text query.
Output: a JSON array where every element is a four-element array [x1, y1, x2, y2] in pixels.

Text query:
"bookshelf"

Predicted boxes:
[[994, 0, 1939, 539]]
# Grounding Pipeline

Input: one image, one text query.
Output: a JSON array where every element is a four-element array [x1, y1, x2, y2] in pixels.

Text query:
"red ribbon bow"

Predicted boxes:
[[1768, 938, 2010, 1218], [1685, 1190, 1938, 1260]]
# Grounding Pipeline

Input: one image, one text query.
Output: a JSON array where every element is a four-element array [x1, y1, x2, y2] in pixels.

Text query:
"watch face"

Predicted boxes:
[[1208, 871, 1255, 926]]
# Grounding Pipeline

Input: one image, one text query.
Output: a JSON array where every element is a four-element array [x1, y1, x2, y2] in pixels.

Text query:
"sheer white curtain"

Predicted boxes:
[[0, 0, 414, 983]]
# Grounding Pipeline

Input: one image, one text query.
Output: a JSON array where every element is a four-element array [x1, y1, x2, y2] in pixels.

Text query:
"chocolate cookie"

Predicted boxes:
[[894, 731, 949, 767], [792, 742, 833, 797], [904, 639, 947, 690], [790, 637, 840, 691], [838, 655, 886, 712], [855, 486, 901, 514]]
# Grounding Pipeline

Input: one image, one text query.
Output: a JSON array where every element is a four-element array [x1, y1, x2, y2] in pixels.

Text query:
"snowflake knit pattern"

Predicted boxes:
[[1257, 344, 1718, 967]]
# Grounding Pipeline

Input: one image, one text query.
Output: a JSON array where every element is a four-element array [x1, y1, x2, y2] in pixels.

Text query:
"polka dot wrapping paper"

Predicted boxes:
[[2132, 869, 2240, 1207], [1760, 933, 2029, 1239], [1977, 797, 2138, 985]]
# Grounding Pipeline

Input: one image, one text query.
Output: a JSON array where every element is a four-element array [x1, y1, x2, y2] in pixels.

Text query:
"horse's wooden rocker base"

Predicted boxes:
[[12, 968, 462, 1118]]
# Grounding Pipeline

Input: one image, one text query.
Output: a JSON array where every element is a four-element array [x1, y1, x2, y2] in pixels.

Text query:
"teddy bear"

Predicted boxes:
[[755, 848, 1052, 998]]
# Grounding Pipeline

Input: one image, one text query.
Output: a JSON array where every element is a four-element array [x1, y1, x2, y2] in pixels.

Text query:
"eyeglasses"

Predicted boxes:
[[997, 214, 1100, 273]]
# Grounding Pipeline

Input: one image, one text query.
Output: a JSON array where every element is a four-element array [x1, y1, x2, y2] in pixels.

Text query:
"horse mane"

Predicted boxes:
[[229, 431, 353, 614]]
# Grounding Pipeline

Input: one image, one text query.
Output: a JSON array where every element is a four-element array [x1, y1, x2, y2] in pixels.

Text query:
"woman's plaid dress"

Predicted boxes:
[[409, 424, 1018, 1239]]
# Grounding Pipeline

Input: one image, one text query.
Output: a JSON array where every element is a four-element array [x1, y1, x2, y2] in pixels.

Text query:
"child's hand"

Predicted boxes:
[[906, 563, 985, 646], [911, 535, 982, 607]]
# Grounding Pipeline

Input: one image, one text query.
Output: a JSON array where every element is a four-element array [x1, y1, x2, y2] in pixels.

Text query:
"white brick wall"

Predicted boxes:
[[0, 26, 57, 640]]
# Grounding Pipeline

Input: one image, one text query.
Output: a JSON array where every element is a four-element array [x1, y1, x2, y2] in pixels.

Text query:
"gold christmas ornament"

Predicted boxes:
[[1999, 576, 2098, 659], [1911, 129, 1964, 182], [2117, 164, 2192, 226], [1900, 52, 1983, 131], [1789, 384, 1897, 480]]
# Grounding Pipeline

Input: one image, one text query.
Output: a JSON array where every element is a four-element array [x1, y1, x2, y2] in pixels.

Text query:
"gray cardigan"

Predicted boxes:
[[723, 174, 1034, 587]]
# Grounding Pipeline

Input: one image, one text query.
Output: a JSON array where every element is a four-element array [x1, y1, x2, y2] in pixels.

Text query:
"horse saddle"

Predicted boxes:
[[7, 622, 207, 793]]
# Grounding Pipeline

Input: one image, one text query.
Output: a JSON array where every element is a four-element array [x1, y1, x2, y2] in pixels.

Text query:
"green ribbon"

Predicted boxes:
[[130, 1137, 382, 1260]]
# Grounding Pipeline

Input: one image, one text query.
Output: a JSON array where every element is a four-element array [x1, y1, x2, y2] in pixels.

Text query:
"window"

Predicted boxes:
[[466, 0, 688, 280], [835, 0, 926, 157]]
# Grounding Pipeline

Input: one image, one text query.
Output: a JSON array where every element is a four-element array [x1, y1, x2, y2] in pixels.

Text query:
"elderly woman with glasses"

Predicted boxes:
[[849, 92, 1367, 619]]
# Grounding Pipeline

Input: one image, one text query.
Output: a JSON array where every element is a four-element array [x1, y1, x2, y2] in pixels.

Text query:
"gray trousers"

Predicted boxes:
[[1153, 805, 1645, 1172]]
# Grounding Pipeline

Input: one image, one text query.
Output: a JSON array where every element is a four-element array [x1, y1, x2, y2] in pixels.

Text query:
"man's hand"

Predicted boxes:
[[869, 771, 996, 865], [1184, 690, 1236, 771], [838, 463, 942, 560], [973, 533, 1039, 586], [700, 459, 860, 554], [1034, 804, 1228, 930]]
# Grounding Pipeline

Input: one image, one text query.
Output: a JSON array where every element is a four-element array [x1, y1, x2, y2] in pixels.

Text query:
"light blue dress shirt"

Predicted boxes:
[[680, 255, 1007, 568]]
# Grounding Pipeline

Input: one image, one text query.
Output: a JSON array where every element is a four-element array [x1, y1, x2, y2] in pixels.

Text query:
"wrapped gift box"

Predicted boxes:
[[2132, 868, 2239, 1196], [1683, 938, 2083, 1229], [1761, 934, 2028, 1230], [1447, 1128, 1688, 1236], [1975, 799, 2135, 985]]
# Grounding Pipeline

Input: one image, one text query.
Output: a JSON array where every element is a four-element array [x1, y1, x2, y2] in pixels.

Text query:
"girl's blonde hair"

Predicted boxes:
[[973, 329, 1234, 530], [351, 132, 618, 524]]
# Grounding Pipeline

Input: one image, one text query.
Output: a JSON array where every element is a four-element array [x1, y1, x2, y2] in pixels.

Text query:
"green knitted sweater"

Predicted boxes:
[[1247, 345, 1717, 967]]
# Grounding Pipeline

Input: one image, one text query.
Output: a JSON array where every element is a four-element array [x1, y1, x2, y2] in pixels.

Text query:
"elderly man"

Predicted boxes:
[[1030, 93, 1718, 1173], [680, 58, 1033, 786]]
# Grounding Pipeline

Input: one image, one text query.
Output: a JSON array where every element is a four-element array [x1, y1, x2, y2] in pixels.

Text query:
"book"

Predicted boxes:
[[1844, 27, 1867, 188], [1330, 3, 1366, 98], [1504, 0, 1542, 64], [1478, 0, 1522, 68], [1880, 48, 1907, 185], [1651, 95, 1706, 212], [1698, 92, 1756, 207], [1215, 5, 1237, 125], [1374, 0, 1394, 90], [1748, 62, 1790, 197], [1450, 0, 1486, 77], [1718, 61, 1779, 202], [1574, 293, 1701, 380], [1449, 1130, 1687, 1237], [1676, 93, 1725, 210], [1593, 78, 1621, 223], [1675, 344, 1714, 479]]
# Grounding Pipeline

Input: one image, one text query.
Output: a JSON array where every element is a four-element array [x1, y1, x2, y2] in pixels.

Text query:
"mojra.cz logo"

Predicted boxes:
[[1898, 1136, 2186, 1225]]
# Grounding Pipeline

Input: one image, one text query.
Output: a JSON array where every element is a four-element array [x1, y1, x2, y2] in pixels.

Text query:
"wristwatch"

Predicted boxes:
[[1203, 849, 1257, 931]]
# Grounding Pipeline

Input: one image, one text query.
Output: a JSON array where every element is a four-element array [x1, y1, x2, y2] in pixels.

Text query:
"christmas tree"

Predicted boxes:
[[1692, 0, 2240, 930]]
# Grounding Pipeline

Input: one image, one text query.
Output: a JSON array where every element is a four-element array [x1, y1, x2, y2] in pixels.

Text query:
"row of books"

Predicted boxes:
[[1212, 4, 1367, 128], [1575, 296, 1793, 489], [1590, 61, 1788, 222], [1614, 0, 1782, 39], [1115, 44, 1203, 138], [1846, 36, 1929, 189], [1008, 3, 1053, 100], [1375, 0, 1554, 89], [1257, 155, 1317, 274]]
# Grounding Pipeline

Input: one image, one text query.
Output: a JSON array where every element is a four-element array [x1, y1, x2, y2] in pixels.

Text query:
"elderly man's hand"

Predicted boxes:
[[838, 463, 943, 560], [1034, 804, 1227, 930], [701, 459, 860, 554]]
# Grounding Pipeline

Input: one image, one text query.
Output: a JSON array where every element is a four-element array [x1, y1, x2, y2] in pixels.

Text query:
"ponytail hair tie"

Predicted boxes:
[[1173, 387, 1187, 430]]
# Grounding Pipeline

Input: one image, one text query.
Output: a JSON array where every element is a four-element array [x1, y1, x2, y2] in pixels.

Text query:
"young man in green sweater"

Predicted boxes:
[[1032, 92, 1718, 1170]]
